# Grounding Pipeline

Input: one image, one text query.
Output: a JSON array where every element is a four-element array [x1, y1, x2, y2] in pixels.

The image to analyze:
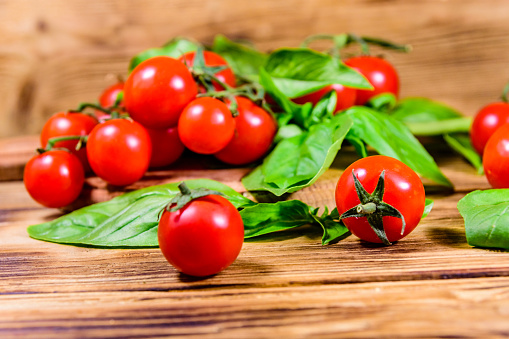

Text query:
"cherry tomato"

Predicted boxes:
[[345, 56, 400, 106], [470, 102, 509, 155], [95, 82, 124, 119], [214, 97, 277, 165], [24, 150, 84, 208], [291, 84, 357, 113], [40, 111, 98, 172], [335, 155, 425, 244], [178, 97, 235, 154], [86, 119, 151, 186], [124, 56, 198, 129], [146, 126, 185, 168], [483, 123, 509, 188], [179, 51, 236, 91], [158, 194, 244, 277]]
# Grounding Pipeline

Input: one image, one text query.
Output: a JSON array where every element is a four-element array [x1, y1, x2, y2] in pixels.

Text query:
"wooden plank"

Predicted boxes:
[[1, 0, 509, 137]]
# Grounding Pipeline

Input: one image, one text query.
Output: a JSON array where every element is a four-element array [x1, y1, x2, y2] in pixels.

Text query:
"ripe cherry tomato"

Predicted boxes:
[[345, 56, 400, 106], [24, 150, 84, 208], [178, 97, 235, 154], [146, 126, 185, 168], [291, 84, 357, 113], [483, 123, 509, 188], [158, 193, 244, 277], [214, 97, 277, 165], [86, 119, 151, 186], [124, 56, 198, 129], [99, 82, 124, 108], [40, 111, 98, 171], [470, 102, 509, 155], [179, 51, 236, 91], [335, 155, 425, 244]]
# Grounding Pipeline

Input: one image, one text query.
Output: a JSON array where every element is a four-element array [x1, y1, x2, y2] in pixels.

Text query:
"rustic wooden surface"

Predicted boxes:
[[2, 139, 509, 338], [2, 0, 509, 138]]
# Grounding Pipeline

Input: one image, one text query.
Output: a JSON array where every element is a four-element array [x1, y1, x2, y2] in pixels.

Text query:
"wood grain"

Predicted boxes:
[[1, 0, 509, 138], [1, 150, 508, 338]]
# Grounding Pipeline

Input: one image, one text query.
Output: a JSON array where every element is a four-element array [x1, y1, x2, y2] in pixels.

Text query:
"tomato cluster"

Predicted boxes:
[[24, 50, 277, 208]]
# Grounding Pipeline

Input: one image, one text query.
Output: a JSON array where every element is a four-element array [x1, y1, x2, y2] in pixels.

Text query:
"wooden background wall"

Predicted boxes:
[[1, 0, 509, 138]]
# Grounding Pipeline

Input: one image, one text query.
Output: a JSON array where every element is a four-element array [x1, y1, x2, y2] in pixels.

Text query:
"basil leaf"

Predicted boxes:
[[390, 97, 463, 123], [27, 179, 254, 247], [366, 93, 398, 113], [312, 207, 350, 245], [458, 189, 509, 250], [212, 35, 268, 78], [444, 133, 483, 174], [423, 198, 434, 219], [343, 106, 452, 187], [242, 115, 353, 196], [265, 48, 372, 98], [128, 37, 200, 72]]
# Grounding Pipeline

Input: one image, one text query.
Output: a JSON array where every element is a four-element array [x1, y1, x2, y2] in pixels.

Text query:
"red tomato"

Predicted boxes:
[[24, 150, 84, 208], [214, 97, 277, 165], [335, 155, 425, 244], [124, 56, 198, 129], [179, 51, 236, 91], [86, 119, 151, 186], [291, 84, 357, 113], [96, 82, 124, 119], [158, 194, 244, 277], [483, 123, 509, 188], [40, 111, 98, 172], [146, 126, 185, 168], [345, 56, 400, 106], [470, 102, 509, 155], [178, 97, 235, 154]]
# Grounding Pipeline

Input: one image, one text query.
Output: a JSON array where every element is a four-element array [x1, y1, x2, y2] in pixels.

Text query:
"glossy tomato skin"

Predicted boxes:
[[178, 97, 235, 154], [483, 123, 509, 188], [179, 51, 236, 91], [146, 126, 185, 168], [470, 102, 509, 155], [291, 84, 357, 113], [335, 155, 425, 244], [214, 97, 277, 165], [158, 194, 244, 277], [86, 119, 151, 186], [345, 56, 400, 106], [124, 56, 198, 129], [96, 82, 124, 119], [24, 150, 84, 208], [40, 111, 98, 171]]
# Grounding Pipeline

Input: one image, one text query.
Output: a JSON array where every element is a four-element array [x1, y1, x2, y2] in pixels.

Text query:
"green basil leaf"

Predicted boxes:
[[242, 115, 353, 196], [444, 133, 483, 174], [128, 37, 200, 72], [27, 179, 254, 248], [423, 198, 434, 219], [312, 207, 350, 245], [343, 106, 452, 187], [212, 35, 268, 78], [265, 48, 372, 98], [365, 93, 397, 113], [458, 189, 509, 250], [390, 97, 463, 123]]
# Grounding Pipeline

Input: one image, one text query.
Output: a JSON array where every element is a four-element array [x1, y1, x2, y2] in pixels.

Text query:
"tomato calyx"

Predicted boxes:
[[164, 182, 225, 213], [339, 170, 406, 245], [71, 102, 126, 119]]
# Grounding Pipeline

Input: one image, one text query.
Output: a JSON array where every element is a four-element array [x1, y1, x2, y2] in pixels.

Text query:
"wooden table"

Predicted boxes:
[[1, 137, 509, 338]]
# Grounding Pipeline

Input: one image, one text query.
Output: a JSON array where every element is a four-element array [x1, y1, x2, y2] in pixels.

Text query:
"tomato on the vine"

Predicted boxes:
[[40, 111, 98, 171], [292, 84, 357, 113], [86, 119, 151, 186], [214, 97, 277, 165], [335, 155, 425, 244], [470, 102, 509, 155], [179, 50, 236, 91], [345, 56, 400, 106], [158, 186, 244, 277], [24, 150, 84, 208], [96, 81, 124, 119], [146, 126, 185, 168], [178, 97, 235, 154], [124, 56, 198, 129], [483, 123, 509, 188]]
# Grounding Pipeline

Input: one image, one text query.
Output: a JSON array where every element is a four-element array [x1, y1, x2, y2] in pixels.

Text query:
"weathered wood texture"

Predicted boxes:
[[2, 150, 509, 338], [1, 0, 509, 138]]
